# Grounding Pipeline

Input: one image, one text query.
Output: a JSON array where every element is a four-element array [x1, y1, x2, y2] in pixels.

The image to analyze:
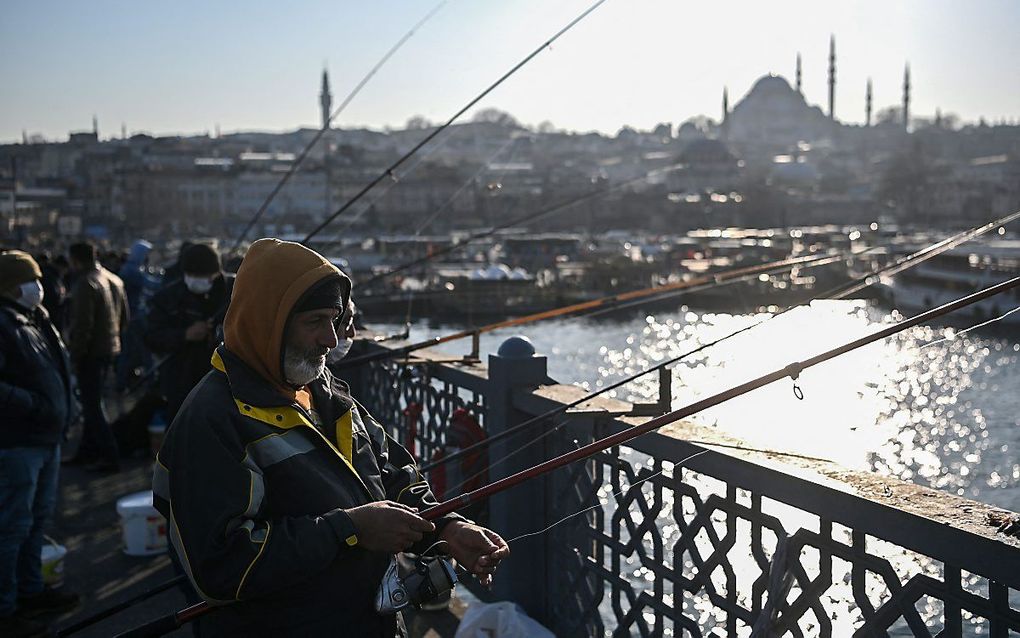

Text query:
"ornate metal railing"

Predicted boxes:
[[348, 340, 1020, 637]]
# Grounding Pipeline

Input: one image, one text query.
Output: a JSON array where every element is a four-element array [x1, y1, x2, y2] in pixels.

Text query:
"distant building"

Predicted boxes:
[[723, 75, 834, 155]]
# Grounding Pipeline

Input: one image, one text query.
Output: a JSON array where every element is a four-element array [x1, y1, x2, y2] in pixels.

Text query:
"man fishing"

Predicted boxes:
[[153, 238, 507, 636]]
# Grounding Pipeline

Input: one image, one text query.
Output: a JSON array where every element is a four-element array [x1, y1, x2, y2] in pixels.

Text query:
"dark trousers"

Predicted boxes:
[[75, 357, 119, 463], [0, 445, 60, 617]]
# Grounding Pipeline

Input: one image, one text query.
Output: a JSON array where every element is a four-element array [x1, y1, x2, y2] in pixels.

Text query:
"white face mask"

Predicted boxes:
[[326, 338, 354, 364], [16, 280, 44, 310], [184, 275, 214, 294]]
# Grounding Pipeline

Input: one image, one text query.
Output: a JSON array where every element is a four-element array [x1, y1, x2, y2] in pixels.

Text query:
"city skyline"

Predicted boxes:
[[3, 0, 1020, 143]]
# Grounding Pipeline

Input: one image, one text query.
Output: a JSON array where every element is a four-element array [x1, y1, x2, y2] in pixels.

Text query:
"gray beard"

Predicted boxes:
[[283, 348, 326, 386]]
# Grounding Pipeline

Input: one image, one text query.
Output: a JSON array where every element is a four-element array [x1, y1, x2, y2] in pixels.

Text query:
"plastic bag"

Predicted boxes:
[[454, 601, 555, 638]]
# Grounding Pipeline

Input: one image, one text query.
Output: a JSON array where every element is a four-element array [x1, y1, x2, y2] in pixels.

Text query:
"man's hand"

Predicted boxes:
[[184, 320, 211, 342], [439, 521, 509, 587], [345, 501, 435, 554]]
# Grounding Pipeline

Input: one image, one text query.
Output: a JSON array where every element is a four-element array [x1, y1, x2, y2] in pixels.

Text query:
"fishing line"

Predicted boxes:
[[420, 274, 1020, 521], [919, 303, 1020, 349], [505, 450, 708, 545], [342, 247, 837, 373], [314, 122, 463, 252], [396, 135, 523, 327], [353, 162, 683, 291], [128, 275, 1020, 637], [441, 392, 836, 499], [418, 209, 1020, 476], [230, 1, 447, 253], [300, 0, 611, 245]]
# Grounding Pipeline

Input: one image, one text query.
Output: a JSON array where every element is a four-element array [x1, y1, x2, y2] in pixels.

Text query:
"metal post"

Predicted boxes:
[[486, 336, 550, 621]]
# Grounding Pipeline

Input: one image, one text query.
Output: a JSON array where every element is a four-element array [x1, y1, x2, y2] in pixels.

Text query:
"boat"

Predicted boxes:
[[876, 239, 1020, 325]]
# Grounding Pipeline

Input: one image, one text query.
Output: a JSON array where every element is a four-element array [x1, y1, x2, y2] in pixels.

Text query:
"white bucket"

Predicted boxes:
[[116, 491, 167, 556], [41, 540, 67, 587]]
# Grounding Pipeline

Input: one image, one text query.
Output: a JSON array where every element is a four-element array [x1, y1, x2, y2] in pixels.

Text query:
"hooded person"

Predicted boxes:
[[153, 238, 507, 637]]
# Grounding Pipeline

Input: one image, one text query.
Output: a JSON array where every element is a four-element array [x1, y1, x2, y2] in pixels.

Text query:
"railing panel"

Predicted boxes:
[[347, 342, 1020, 637]]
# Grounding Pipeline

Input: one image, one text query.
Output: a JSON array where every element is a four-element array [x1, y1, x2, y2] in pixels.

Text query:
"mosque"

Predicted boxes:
[[720, 37, 911, 152]]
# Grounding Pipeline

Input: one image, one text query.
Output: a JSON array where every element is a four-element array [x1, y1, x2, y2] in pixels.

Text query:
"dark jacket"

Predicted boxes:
[[67, 264, 129, 362], [153, 239, 461, 637], [154, 348, 459, 636], [0, 298, 75, 448], [144, 273, 233, 418]]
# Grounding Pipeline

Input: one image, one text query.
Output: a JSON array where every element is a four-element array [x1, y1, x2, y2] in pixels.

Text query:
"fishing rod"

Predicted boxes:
[[327, 133, 523, 247], [299, 0, 610, 245], [338, 248, 840, 370], [127, 275, 1020, 636], [229, 2, 447, 253], [353, 163, 683, 293], [389, 135, 526, 334], [57, 576, 185, 637], [422, 274, 1020, 518], [418, 209, 1020, 477]]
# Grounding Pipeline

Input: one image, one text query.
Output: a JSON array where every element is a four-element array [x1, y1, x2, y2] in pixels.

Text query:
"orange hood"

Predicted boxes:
[[224, 238, 350, 396]]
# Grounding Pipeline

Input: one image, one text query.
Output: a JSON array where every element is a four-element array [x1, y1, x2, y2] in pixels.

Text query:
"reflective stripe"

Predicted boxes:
[[214, 349, 370, 494], [336, 410, 354, 462], [236, 521, 271, 599], [245, 469, 265, 518], [245, 431, 316, 469], [250, 525, 268, 543], [153, 459, 170, 501], [166, 504, 231, 605]]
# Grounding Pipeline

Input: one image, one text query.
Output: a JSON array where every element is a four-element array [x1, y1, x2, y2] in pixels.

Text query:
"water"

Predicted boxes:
[[376, 299, 1019, 511], [373, 300, 1020, 634]]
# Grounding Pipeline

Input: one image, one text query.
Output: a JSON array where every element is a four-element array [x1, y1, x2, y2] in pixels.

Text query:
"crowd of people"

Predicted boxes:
[[0, 238, 236, 637], [0, 237, 507, 638]]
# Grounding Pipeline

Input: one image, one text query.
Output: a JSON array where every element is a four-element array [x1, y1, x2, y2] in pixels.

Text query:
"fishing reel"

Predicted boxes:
[[374, 552, 458, 614]]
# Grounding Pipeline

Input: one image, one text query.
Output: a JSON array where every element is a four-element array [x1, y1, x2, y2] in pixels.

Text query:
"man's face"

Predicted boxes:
[[283, 307, 340, 386]]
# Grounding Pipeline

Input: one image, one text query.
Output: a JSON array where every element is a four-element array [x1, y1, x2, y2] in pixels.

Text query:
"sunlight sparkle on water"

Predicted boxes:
[[379, 299, 1019, 510]]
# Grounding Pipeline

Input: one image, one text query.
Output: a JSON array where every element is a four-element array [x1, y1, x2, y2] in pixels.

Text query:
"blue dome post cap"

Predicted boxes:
[[496, 336, 536, 359]]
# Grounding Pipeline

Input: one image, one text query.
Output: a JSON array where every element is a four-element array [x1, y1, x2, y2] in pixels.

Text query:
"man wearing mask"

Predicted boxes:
[[145, 243, 233, 421], [0, 251, 80, 638], [64, 242, 128, 473], [153, 239, 507, 636]]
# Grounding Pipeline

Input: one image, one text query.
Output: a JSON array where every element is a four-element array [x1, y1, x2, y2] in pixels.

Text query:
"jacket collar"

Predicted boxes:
[[0, 297, 45, 325], [211, 345, 353, 415]]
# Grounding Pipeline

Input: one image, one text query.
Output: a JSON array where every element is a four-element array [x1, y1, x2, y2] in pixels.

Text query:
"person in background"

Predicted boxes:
[[117, 240, 160, 390], [34, 253, 67, 330], [159, 241, 194, 289], [63, 241, 128, 473], [145, 243, 233, 421], [0, 251, 80, 638]]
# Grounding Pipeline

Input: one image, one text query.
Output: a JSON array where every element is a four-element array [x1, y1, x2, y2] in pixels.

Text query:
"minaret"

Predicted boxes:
[[722, 86, 729, 124], [828, 35, 836, 120], [92, 115, 98, 138], [935, 108, 942, 129], [319, 68, 333, 130], [902, 63, 911, 130], [796, 53, 802, 94], [865, 79, 872, 127], [121, 122, 127, 139]]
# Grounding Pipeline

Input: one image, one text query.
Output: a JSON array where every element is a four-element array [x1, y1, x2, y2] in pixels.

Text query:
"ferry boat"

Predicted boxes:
[[876, 239, 1020, 325]]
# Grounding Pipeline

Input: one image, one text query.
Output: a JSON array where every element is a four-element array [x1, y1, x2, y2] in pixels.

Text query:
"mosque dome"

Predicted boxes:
[[748, 74, 795, 97]]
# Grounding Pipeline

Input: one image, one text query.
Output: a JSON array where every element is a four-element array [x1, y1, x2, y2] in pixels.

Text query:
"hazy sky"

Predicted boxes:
[[3, 0, 1019, 143]]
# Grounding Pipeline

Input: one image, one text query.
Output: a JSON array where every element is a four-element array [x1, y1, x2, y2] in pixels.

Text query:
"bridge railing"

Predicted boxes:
[[345, 337, 1020, 637]]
